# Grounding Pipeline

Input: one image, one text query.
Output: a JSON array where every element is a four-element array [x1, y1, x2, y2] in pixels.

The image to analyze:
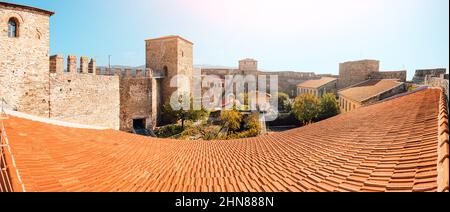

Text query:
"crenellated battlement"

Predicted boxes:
[[49, 55, 98, 75], [50, 54, 167, 79]]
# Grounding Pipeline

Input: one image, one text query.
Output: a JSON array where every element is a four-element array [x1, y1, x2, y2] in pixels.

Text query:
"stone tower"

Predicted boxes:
[[0, 2, 54, 116], [239, 58, 258, 74], [338, 59, 380, 89], [146, 36, 194, 105]]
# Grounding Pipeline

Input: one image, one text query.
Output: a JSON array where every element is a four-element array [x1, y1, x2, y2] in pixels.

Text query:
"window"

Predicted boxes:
[[163, 66, 168, 76], [8, 18, 18, 38], [344, 100, 347, 111]]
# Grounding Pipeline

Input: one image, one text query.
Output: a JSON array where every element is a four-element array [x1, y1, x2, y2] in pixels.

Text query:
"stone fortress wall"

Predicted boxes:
[[49, 54, 164, 131], [338, 60, 380, 89], [48, 55, 121, 130], [1, 2, 445, 132], [0, 4, 52, 116], [0, 1, 174, 131], [201, 64, 319, 98], [413, 68, 447, 85], [368, 70, 407, 82], [201, 59, 408, 98], [338, 60, 407, 89]]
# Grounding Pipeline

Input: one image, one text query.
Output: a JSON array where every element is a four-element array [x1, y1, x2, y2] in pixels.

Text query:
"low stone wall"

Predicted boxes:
[[369, 70, 407, 82]]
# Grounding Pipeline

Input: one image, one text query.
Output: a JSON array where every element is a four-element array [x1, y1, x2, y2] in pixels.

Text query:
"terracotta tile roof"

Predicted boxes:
[[339, 79, 404, 102], [1, 88, 448, 192], [297, 77, 337, 89]]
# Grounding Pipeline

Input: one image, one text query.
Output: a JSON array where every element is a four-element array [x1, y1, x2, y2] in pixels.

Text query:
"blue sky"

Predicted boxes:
[[7, 0, 449, 79]]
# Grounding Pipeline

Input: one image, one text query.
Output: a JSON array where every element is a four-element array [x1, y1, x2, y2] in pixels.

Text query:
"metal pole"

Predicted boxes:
[[108, 55, 112, 69]]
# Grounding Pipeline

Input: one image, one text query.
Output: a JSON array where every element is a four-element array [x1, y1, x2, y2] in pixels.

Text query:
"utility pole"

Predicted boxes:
[[108, 55, 112, 69]]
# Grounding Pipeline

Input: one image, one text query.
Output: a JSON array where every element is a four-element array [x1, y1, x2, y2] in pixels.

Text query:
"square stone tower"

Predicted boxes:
[[239, 58, 258, 74], [0, 2, 54, 116], [338, 59, 380, 89], [146, 36, 194, 105]]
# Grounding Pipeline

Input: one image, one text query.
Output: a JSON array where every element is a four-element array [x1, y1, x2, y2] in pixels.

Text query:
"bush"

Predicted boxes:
[[319, 93, 340, 120], [292, 93, 320, 125], [219, 109, 243, 132], [201, 125, 221, 140], [156, 124, 184, 138], [180, 127, 201, 140], [244, 113, 261, 135]]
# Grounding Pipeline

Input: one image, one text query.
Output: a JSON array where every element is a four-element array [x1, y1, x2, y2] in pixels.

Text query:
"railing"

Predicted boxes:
[[0, 98, 25, 192]]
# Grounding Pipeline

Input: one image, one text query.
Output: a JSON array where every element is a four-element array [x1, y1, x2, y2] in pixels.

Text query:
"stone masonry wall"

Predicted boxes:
[[49, 71, 120, 130], [0, 6, 51, 116], [339, 60, 380, 89], [413, 68, 447, 85], [239, 59, 258, 74], [119, 77, 154, 132], [201, 68, 318, 98], [259, 71, 318, 97], [369, 70, 407, 82]]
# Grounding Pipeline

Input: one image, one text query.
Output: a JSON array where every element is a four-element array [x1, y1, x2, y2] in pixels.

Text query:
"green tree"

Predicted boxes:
[[319, 93, 340, 120], [220, 108, 243, 132], [276, 92, 292, 112], [161, 95, 208, 129], [292, 93, 320, 125], [161, 103, 179, 125]]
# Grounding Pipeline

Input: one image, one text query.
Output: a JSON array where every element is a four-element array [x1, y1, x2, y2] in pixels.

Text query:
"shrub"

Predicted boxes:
[[180, 126, 201, 140], [219, 109, 243, 132], [244, 113, 261, 135], [156, 124, 184, 138], [201, 125, 221, 140]]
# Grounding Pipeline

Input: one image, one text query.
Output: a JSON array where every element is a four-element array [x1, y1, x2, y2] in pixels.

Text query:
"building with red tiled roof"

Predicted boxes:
[[338, 79, 406, 113], [297, 77, 338, 98], [1, 88, 448, 192]]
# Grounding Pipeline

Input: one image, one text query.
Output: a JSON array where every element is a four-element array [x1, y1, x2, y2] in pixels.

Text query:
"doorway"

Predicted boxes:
[[133, 118, 146, 130]]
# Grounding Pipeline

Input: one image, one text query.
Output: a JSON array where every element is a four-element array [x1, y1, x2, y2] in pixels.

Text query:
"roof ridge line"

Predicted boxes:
[[437, 89, 449, 192]]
